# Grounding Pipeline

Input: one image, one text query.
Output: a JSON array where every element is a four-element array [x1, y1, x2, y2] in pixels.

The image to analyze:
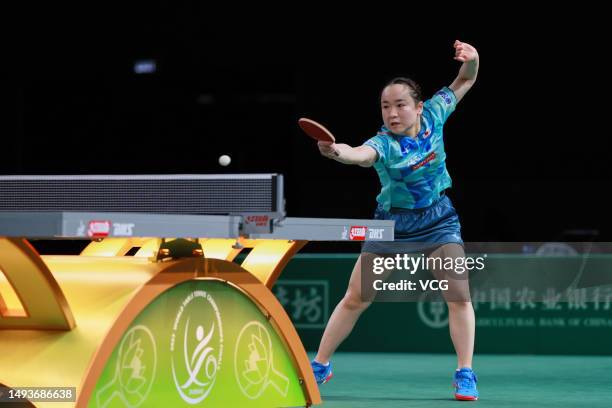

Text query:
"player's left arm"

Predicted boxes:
[[449, 40, 479, 103]]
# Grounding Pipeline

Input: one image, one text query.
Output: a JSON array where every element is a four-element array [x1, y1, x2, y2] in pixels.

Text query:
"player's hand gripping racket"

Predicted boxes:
[[298, 118, 339, 157]]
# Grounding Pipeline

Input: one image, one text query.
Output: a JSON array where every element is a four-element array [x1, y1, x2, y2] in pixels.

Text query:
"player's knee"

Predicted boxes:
[[446, 301, 473, 310], [341, 292, 371, 311]]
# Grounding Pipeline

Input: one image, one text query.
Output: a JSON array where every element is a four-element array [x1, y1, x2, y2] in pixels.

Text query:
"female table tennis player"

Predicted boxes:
[[310, 40, 480, 401]]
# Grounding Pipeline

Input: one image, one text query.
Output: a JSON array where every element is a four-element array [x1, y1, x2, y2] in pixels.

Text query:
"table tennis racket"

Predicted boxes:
[[298, 118, 339, 156]]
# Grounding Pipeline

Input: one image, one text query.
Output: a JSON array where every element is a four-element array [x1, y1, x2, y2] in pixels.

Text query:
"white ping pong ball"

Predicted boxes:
[[218, 155, 231, 166]]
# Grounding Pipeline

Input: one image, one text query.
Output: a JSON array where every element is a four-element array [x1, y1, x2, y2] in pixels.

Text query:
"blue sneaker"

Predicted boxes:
[[311, 360, 333, 384], [453, 368, 479, 401]]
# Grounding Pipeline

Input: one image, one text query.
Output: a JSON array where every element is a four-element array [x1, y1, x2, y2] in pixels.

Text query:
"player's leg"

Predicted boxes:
[[315, 254, 374, 363], [312, 253, 380, 383], [429, 243, 474, 368], [428, 243, 479, 400]]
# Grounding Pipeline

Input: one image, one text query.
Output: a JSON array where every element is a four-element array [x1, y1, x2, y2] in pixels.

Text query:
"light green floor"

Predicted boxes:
[[310, 353, 612, 408]]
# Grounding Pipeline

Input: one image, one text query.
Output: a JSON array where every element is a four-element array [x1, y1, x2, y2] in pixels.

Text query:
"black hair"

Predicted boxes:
[[382, 77, 423, 103]]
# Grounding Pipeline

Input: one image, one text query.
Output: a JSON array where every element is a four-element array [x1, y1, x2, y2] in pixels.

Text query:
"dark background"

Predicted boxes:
[[1, 6, 609, 245]]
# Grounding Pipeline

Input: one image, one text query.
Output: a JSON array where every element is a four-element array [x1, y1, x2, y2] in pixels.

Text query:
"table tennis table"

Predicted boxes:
[[0, 174, 394, 407]]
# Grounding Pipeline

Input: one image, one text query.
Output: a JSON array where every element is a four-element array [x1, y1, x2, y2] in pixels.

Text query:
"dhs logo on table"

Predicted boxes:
[[369, 228, 384, 239], [85, 220, 134, 237], [349, 226, 367, 241], [87, 220, 111, 238]]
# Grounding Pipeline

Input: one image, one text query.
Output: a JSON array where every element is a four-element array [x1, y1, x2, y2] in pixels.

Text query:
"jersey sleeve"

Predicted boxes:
[[425, 87, 458, 124], [363, 132, 389, 165]]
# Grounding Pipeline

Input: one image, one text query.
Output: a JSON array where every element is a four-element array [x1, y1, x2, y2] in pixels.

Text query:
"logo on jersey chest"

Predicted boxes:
[[411, 151, 437, 170]]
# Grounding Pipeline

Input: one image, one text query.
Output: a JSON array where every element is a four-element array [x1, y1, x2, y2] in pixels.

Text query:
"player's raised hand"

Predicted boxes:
[[453, 40, 478, 62]]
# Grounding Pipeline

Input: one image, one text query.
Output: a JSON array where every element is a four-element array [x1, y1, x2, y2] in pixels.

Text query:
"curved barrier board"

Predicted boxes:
[[85, 279, 307, 407]]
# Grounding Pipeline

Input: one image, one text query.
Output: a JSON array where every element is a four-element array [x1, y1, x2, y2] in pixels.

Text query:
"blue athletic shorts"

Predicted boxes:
[[362, 193, 463, 254]]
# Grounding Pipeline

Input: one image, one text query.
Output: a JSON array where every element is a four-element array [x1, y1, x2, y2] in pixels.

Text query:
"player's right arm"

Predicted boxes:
[[318, 142, 377, 167]]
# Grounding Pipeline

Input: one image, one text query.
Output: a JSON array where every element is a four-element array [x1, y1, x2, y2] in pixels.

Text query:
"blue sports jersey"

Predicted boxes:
[[364, 87, 457, 210]]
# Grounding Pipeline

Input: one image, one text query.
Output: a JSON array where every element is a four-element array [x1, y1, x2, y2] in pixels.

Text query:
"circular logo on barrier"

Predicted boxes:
[[171, 290, 223, 404], [417, 292, 449, 329], [234, 321, 289, 400], [536, 242, 578, 256], [95, 325, 157, 408]]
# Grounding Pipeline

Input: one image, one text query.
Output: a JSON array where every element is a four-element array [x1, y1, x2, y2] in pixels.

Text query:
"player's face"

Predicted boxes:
[[381, 84, 423, 135]]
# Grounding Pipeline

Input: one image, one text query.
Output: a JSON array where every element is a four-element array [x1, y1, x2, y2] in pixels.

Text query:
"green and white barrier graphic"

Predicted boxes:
[[91, 280, 305, 407]]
